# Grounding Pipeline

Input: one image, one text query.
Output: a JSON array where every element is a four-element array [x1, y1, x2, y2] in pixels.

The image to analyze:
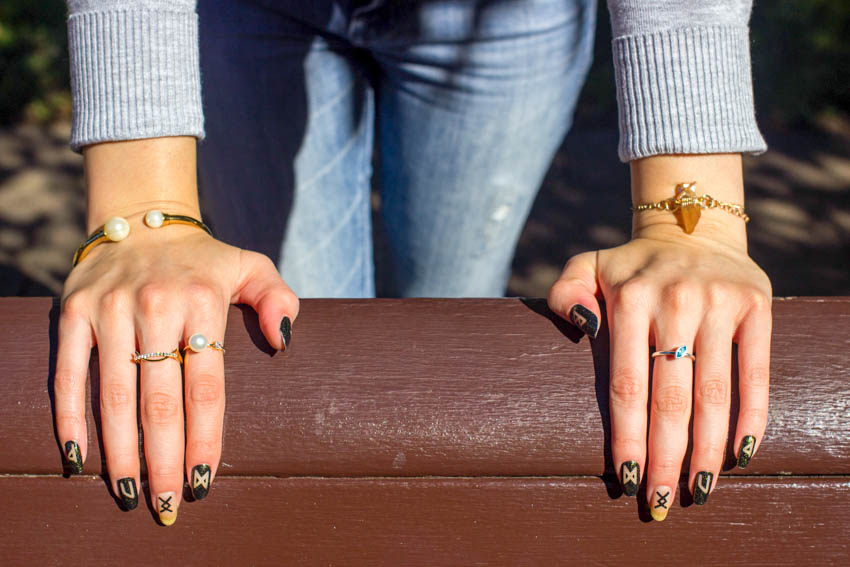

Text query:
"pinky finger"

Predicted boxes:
[[54, 306, 93, 473], [734, 298, 772, 469]]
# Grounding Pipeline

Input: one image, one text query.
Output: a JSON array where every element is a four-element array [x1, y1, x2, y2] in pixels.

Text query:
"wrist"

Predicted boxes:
[[86, 200, 203, 234], [632, 214, 748, 252]]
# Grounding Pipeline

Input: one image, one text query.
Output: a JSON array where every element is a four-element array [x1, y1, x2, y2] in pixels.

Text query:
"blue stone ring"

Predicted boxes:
[[651, 345, 696, 361]]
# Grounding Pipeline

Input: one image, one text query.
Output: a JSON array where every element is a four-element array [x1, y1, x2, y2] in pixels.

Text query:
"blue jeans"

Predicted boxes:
[[197, 0, 596, 297]]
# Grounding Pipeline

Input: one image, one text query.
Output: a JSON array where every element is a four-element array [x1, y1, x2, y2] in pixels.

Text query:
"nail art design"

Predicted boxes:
[[64, 440, 82, 474], [279, 316, 291, 351], [157, 492, 177, 526], [568, 304, 599, 338], [117, 478, 138, 510], [191, 464, 212, 501], [738, 435, 756, 469], [620, 461, 640, 497], [650, 486, 672, 521], [693, 471, 714, 505]]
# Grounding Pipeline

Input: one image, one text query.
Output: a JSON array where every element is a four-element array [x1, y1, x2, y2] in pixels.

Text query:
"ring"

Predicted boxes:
[[132, 348, 183, 364], [182, 333, 226, 355], [651, 345, 696, 361]]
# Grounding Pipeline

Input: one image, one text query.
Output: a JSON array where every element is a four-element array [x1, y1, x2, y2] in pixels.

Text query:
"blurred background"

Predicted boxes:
[[1, 0, 848, 297]]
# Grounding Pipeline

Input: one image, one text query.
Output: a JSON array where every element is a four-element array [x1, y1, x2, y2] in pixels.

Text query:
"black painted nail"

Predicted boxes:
[[64, 440, 82, 474], [279, 316, 291, 351], [568, 304, 598, 338], [620, 460, 640, 496], [738, 435, 756, 469], [117, 478, 138, 510], [191, 464, 212, 500], [693, 471, 714, 505]]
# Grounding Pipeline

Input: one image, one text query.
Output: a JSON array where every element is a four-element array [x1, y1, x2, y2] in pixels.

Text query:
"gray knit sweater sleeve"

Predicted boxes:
[[607, 0, 767, 161], [66, 0, 203, 152]]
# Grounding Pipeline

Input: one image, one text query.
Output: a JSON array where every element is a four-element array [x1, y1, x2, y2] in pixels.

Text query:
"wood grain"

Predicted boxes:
[[1, 476, 848, 565], [1, 297, 849, 476]]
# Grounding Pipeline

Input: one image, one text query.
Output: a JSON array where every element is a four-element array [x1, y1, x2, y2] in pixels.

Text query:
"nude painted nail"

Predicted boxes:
[[568, 304, 599, 338], [191, 464, 212, 501], [738, 435, 756, 469], [117, 478, 138, 510], [620, 461, 640, 497], [157, 492, 178, 526], [279, 316, 291, 351], [693, 471, 714, 506], [64, 440, 83, 474], [650, 486, 672, 521]]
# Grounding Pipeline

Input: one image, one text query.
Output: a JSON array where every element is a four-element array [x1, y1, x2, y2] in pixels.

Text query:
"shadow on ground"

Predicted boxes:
[[1, 121, 848, 297]]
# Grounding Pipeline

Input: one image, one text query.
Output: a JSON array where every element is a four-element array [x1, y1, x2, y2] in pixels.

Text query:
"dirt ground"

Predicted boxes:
[[1, 121, 848, 298]]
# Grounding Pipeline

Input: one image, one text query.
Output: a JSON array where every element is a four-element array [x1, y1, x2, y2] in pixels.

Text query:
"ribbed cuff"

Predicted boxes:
[[67, 8, 204, 152], [612, 25, 767, 162]]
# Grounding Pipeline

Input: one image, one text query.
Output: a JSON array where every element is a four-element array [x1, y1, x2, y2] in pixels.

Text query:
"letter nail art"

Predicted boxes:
[[568, 304, 599, 338], [650, 486, 672, 521], [738, 435, 756, 469], [693, 471, 714, 505], [117, 478, 138, 510], [64, 440, 82, 474], [279, 316, 291, 351], [157, 492, 178, 526], [620, 461, 640, 497], [191, 464, 212, 501]]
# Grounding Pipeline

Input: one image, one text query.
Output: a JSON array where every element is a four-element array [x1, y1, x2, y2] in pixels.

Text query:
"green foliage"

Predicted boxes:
[[0, 0, 70, 124]]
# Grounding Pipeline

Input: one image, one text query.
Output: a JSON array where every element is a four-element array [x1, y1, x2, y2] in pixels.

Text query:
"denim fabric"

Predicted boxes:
[[197, 0, 596, 297]]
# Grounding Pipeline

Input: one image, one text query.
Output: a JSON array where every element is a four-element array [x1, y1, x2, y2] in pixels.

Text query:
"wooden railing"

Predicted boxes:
[[2, 297, 848, 564]]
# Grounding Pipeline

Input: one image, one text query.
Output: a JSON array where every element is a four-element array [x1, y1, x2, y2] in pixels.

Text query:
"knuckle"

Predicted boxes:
[[188, 438, 220, 456], [662, 280, 698, 311], [136, 283, 170, 315], [189, 378, 222, 406], [55, 412, 82, 431], [98, 289, 131, 313], [143, 391, 181, 424], [54, 369, 83, 396], [150, 464, 182, 480], [740, 407, 769, 425], [101, 383, 133, 414], [705, 282, 729, 309], [653, 385, 690, 417], [747, 288, 772, 312], [185, 282, 221, 312], [742, 366, 771, 388], [696, 378, 729, 406], [614, 279, 652, 311], [611, 437, 644, 454], [698, 441, 728, 458], [61, 291, 90, 319], [610, 368, 646, 407], [651, 455, 683, 475]]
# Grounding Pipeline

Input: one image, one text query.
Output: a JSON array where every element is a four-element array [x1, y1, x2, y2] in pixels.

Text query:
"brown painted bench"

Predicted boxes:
[[2, 297, 849, 564]]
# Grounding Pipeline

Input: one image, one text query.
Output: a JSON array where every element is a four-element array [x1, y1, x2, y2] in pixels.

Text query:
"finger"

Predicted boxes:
[[55, 295, 93, 474], [734, 296, 772, 469], [182, 286, 227, 501], [137, 286, 185, 526], [647, 298, 700, 521], [233, 250, 300, 351], [548, 251, 601, 338], [93, 296, 141, 511], [608, 281, 651, 498], [689, 313, 734, 506]]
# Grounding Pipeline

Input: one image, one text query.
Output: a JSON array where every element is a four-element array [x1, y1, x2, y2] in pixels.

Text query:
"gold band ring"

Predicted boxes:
[[132, 348, 183, 364]]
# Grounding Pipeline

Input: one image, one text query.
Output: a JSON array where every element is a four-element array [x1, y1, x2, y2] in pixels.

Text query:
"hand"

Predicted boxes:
[[548, 221, 771, 520], [55, 213, 298, 525]]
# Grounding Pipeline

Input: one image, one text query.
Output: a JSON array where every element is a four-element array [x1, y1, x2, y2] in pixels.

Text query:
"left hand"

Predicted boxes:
[[548, 220, 771, 520]]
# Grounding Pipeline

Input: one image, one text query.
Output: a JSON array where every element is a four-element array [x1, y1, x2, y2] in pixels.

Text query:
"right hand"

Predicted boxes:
[[55, 210, 298, 525]]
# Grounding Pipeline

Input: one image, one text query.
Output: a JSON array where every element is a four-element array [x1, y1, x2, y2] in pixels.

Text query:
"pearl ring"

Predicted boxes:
[[182, 333, 226, 355]]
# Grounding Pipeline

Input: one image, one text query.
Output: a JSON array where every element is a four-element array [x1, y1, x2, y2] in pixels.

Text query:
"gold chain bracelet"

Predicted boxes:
[[632, 182, 749, 234]]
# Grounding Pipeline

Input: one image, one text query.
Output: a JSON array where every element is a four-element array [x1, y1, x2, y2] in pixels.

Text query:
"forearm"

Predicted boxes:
[[630, 153, 748, 246], [84, 137, 201, 233]]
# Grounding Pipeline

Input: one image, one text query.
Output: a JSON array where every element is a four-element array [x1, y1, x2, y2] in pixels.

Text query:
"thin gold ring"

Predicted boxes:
[[132, 348, 183, 364]]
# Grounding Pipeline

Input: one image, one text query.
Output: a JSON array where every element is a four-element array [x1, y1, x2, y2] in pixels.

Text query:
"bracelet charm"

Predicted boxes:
[[632, 182, 749, 234]]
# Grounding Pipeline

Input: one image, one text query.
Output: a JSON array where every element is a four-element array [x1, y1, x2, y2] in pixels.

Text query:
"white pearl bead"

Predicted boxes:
[[144, 210, 165, 228], [103, 216, 130, 241], [188, 333, 209, 352]]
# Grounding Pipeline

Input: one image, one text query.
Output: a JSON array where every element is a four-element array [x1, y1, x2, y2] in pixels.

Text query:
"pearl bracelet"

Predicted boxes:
[[72, 210, 213, 266]]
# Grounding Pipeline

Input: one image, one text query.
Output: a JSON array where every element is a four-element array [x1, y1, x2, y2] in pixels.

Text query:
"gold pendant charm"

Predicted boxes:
[[674, 182, 701, 234]]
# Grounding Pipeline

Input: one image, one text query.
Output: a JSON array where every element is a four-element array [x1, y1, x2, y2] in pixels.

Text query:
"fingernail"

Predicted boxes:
[[279, 316, 292, 351], [620, 460, 640, 497], [191, 464, 212, 501], [117, 478, 138, 510], [568, 304, 598, 338], [693, 471, 714, 506], [738, 435, 756, 469], [157, 492, 178, 526], [64, 440, 83, 474], [650, 486, 672, 521]]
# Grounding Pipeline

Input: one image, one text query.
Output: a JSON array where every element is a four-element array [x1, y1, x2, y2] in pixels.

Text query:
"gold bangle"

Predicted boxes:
[[72, 210, 213, 267], [632, 182, 749, 234]]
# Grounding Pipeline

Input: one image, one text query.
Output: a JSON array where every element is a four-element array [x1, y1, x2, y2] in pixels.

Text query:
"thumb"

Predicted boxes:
[[232, 250, 300, 351], [547, 251, 601, 338]]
